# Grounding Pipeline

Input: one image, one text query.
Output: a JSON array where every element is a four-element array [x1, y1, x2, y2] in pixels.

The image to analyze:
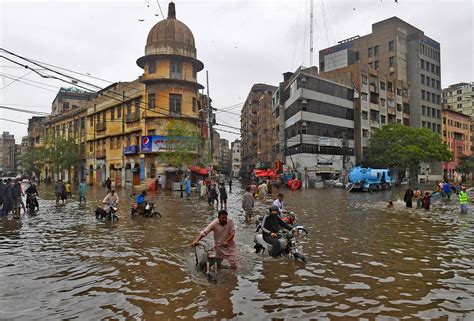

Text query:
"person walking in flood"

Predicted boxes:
[[106, 177, 112, 192], [459, 186, 469, 214], [403, 188, 414, 208], [79, 179, 87, 204], [443, 181, 452, 200], [191, 209, 237, 269], [422, 192, 431, 210], [242, 186, 255, 222], [219, 183, 227, 210]]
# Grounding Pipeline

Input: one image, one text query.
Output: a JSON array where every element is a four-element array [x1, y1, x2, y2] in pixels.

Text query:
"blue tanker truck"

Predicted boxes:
[[347, 166, 392, 192]]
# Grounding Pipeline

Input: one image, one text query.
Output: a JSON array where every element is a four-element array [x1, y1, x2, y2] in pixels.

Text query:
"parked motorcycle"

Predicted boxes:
[[254, 221, 308, 262], [131, 202, 161, 218]]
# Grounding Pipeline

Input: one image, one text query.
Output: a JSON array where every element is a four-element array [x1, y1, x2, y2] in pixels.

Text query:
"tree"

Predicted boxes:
[[47, 137, 81, 180], [157, 120, 204, 197], [22, 146, 46, 178], [366, 124, 452, 180], [456, 155, 474, 178]]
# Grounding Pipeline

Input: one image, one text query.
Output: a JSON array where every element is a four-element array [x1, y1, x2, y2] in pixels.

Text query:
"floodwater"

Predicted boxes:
[[1, 183, 473, 320]]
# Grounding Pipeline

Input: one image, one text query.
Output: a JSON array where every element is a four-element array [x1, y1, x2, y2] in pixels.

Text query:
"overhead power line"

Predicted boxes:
[[0, 105, 49, 115], [0, 117, 28, 125]]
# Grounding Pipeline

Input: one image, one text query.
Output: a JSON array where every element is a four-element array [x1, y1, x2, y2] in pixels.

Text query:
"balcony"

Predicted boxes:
[[370, 120, 380, 127], [126, 112, 140, 123], [388, 107, 396, 114], [369, 83, 379, 93], [369, 103, 379, 111], [361, 119, 369, 128], [96, 150, 106, 158], [96, 122, 106, 131]]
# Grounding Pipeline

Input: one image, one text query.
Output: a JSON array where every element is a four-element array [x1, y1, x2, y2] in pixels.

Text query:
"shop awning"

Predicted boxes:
[[254, 169, 278, 178], [188, 165, 208, 175]]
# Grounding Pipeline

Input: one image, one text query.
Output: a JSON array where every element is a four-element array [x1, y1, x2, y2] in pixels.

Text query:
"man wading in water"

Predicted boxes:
[[192, 210, 237, 269]]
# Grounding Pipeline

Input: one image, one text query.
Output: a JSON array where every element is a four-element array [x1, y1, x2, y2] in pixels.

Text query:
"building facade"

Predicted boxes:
[[280, 67, 355, 177], [442, 82, 474, 117], [231, 139, 241, 178], [240, 83, 277, 174], [442, 109, 471, 179], [43, 87, 94, 182], [219, 139, 231, 175], [319, 16, 443, 178], [0, 132, 16, 175], [84, 2, 206, 189], [442, 82, 474, 155], [272, 73, 292, 164], [320, 63, 409, 163]]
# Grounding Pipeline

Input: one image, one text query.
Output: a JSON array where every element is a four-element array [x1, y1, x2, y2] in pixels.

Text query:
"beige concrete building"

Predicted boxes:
[[320, 63, 409, 163], [0, 132, 16, 174], [442, 82, 474, 116], [240, 83, 277, 175], [231, 139, 241, 178], [319, 16, 442, 178]]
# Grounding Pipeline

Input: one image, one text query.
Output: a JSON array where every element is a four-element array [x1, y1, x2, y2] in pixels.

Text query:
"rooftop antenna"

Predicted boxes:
[[309, 0, 314, 66]]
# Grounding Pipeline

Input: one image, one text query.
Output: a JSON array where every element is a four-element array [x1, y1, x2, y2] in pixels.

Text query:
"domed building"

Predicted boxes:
[[137, 1, 203, 119], [82, 1, 207, 189], [136, 1, 206, 187]]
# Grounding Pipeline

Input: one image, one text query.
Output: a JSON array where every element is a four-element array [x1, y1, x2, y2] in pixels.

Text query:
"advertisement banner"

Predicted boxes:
[[141, 136, 191, 153]]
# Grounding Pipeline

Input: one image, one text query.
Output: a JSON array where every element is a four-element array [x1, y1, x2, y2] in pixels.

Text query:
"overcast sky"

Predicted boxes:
[[1, 0, 473, 143]]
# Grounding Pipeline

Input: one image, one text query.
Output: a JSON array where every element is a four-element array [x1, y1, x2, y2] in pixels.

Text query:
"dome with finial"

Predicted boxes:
[[144, 2, 196, 59]]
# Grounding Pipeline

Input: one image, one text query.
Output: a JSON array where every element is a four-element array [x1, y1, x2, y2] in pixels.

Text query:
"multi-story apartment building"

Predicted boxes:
[[442, 82, 474, 117], [319, 16, 442, 178], [43, 87, 95, 182], [240, 83, 277, 174], [85, 2, 206, 188], [231, 140, 241, 178], [320, 63, 409, 163], [442, 109, 471, 179], [85, 80, 145, 187], [279, 66, 355, 176], [219, 139, 231, 175], [272, 73, 293, 164], [0, 132, 16, 174], [27, 116, 47, 148], [51, 87, 96, 115], [443, 82, 474, 155]]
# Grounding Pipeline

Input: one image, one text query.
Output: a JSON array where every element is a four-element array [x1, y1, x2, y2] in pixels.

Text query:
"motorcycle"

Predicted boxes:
[[254, 220, 308, 263], [26, 193, 38, 214], [95, 204, 119, 222], [193, 242, 220, 283], [131, 201, 161, 218]]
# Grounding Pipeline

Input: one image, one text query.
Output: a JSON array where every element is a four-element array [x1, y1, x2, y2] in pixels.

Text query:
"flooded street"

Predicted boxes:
[[1, 184, 473, 319]]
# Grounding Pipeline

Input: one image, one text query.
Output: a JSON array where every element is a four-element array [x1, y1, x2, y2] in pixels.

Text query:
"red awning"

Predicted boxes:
[[254, 169, 278, 178], [188, 166, 208, 175]]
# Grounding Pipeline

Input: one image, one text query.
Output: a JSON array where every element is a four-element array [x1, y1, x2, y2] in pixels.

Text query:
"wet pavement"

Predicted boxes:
[[0, 183, 473, 319]]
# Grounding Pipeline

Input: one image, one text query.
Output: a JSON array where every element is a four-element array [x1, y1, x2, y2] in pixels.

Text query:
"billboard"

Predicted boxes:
[[141, 136, 192, 153]]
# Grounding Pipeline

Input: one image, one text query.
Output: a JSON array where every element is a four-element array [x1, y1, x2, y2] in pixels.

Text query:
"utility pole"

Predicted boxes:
[[206, 70, 213, 166], [310, 0, 314, 66]]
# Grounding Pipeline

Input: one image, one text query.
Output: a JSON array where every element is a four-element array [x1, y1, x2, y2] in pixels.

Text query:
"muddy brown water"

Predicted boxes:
[[0, 184, 473, 319]]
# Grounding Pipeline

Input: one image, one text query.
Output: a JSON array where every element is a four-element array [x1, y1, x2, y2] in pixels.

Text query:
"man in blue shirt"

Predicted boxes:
[[443, 181, 452, 200], [136, 191, 147, 215]]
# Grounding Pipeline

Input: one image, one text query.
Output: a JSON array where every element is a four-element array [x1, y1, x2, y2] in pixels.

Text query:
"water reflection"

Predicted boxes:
[[0, 184, 472, 319]]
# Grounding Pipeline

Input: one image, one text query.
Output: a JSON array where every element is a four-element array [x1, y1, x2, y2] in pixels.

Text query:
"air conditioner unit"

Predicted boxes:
[[301, 99, 308, 105]]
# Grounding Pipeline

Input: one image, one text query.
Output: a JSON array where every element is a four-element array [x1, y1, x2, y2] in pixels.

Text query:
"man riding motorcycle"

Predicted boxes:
[[135, 191, 147, 215], [25, 183, 39, 211], [102, 190, 119, 214], [261, 204, 292, 257]]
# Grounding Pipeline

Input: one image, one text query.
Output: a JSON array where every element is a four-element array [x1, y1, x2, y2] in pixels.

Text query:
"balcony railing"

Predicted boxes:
[[96, 122, 106, 131]]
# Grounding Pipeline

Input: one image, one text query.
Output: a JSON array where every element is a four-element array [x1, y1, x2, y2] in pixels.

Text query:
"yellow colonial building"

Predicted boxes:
[[85, 2, 205, 188]]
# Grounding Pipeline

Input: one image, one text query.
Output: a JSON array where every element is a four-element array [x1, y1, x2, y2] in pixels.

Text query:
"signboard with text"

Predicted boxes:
[[141, 136, 191, 153]]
